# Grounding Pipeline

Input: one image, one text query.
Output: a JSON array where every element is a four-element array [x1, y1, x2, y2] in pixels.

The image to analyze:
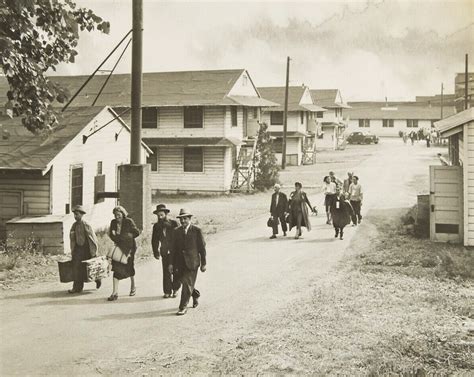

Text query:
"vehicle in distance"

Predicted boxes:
[[346, 131, 379, 144]]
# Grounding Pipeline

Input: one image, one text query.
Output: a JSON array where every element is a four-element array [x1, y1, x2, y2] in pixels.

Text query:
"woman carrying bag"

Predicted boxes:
[[107, 206, 140, 301], [288, 182, 315, 239]]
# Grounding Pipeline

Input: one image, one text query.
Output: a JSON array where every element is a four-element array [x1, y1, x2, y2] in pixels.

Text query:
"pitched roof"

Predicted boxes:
[[310, 89, 350, 108], [0, 106, 149, 171], [0, 69, 275, 109], [434, 108, 474, 135], [143, 137, 243, 146], [345, 103, 456, 120], [257, 86, 315, 112]]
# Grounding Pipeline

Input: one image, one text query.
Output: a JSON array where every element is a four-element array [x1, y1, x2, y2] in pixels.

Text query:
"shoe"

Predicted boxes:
[[68, 289, 82, 294], [192, 297, 199, 308], [283, 231, 287, 237], [171, 291, 178, 298], [352, 224, 356, 227], [358, 219, 362, 224], [164, 294, 170, 298], [130, 288, 136, 297], [107, 294, 118, 301], [326, 220, 331, 225], [269, 235, 276, 239], [96, 280, 102, 289], [335, 232, 339, 238], [176, 308, 187, 316], [294, 235, 299, 239]]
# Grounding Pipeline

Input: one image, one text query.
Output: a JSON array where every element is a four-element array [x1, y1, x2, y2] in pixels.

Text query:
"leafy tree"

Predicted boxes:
[[0, 0, 110, 133], [254, 122, 280, 191]]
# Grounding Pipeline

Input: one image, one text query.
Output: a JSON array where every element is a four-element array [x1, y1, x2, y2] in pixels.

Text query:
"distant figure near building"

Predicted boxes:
[[152, 204, 180, 298], [323, 176, 337, 225], [348, 176, 363, 225], [288, 182, 314, 239], [330, 189, 354, 240], [269, 184, 288, 239], [410, 131, 416, 145], [170, 209, 207, 316], [107, 206, 140, 301], [68, 205, 101, 293]]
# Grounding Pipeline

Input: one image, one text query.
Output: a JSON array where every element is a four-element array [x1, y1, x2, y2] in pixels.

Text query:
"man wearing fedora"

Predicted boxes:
[[170, 209, 207, 316], [151, 204, 180, 298], [69, 205, 101, 293], [269, 183, 288, 239]]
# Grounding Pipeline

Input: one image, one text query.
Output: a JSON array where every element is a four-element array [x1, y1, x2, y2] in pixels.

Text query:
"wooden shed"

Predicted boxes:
[[433, 108, 474, 246], [0, 106, 150, 253]]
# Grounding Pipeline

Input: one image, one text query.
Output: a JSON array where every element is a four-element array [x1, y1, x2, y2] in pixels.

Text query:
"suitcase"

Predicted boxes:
[[57, 258, 73, 283], [82, 256, 110, 282]]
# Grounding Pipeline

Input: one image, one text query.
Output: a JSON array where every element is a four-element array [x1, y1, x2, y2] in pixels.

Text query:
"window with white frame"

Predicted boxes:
[[358, 119, 370, 128], [382, 119, 394, 128]]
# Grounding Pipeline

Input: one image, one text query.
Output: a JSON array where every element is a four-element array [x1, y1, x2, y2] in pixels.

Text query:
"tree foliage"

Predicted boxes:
[[254, 122, 280, 191], [0, 0, 110, 134]]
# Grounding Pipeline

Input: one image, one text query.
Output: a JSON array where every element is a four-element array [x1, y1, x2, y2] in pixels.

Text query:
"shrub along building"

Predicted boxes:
[[310, 89, 350, 150], [0, 106, 150, 253], [345, 101, 456, 137], [50, 69, 276, 193], [257, 86, 326, 165]]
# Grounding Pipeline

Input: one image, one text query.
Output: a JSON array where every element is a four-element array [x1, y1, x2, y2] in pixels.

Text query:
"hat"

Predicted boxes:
[[153, 204, 170, 214], [72, 205, 86, 214], [176, 208, 193, 218]]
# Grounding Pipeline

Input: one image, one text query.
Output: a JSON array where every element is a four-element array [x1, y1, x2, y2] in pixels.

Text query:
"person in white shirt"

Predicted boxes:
[[348, 176, 363, 225], [323, 176, 337, 225]]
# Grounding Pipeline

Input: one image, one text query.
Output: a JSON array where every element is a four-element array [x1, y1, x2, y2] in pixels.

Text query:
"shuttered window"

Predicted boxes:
[[184, 147, 203, 172], [147, 147, 158, 172], [71, 166, 83, 207], [231, 107, 238, 127], [184, 106, 203, 128], [270, 111, 284, 125], [142, 107, 158, 128], [316, 112, 324, 118]]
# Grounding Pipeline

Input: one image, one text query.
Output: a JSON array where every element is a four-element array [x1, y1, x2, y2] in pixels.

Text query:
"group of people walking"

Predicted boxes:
[[67, 204, 207, 316], [269, 171, 363, 241]]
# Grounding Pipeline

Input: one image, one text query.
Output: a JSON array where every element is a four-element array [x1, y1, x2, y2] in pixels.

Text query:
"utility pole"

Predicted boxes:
[[130, 0, 143, 164], [440, 82, 444, 119], [465, 53, 469, 111], [282, 56, 290, 170]]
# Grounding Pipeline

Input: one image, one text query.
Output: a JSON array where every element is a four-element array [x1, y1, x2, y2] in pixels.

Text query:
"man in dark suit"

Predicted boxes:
[[151, 204, 180, 298], [169, 209, 207, 316], [269, 183, 288, 239]]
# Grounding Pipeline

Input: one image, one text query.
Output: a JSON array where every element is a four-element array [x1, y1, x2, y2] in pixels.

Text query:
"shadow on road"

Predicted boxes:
[[87, 307, 178, 321], [30, 295, 163, 306], [2, 290, 94, 301]]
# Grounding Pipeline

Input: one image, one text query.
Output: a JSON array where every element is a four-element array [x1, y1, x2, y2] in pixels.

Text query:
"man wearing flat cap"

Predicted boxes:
[[269, 183, 288, 239], [169, 209, 207, 316], [151, 204, 180, 298], [69, 205, 100, 293]]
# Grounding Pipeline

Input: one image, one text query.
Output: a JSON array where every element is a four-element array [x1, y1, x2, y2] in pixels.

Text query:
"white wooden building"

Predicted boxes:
[[432, 108, 474, 246], [50, 69, 276, 193], [0, 106, 150, 253], [310, 89, 350, 150], [345, 102, 456, 137], [258, 86, 326, 165]]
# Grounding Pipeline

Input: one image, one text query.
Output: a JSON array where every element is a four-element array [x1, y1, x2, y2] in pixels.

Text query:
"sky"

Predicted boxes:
[[55, 0, 474, 101]]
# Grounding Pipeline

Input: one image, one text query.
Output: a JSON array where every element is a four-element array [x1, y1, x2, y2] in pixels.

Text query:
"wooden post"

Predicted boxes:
[[131, 0, 143, 164], [440, 83, 444, 119], [465, 53, 469, 111], [282, 56, 290, 170]]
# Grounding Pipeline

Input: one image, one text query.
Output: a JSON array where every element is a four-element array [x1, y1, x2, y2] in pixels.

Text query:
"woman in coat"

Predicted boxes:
[[330, 189, 354, 240], [107, 206, 140, 301], [288, 182, 314, 239]]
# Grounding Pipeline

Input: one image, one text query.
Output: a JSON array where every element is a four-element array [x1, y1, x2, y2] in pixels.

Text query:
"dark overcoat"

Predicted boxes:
[[108, 217, 140, 256], [172, 224, 207, 271], [330, 198, 354, 228], [152, 219, 179, 258], [270, 192, 288, 217], [288, 191, 312, 231]]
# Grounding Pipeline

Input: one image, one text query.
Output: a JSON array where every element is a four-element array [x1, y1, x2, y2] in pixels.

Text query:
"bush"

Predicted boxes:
[[254, 122, 280, 191]]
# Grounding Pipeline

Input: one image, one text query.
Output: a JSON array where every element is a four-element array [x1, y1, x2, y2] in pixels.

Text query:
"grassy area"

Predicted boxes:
[[207, 208, 474, 375]]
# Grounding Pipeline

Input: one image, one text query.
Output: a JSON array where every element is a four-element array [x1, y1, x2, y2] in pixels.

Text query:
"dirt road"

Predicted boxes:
[[0, 139, 444, 376]]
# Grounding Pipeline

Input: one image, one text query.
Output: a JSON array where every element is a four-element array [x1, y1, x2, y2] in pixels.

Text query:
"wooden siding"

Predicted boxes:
[[263, 111, 306, 133], [150, 146, 228, 192], [225, 106, 245, 140], [0, 170, 50, 216], [347, 119, 433, 137], [142, 106, 226, 138], [7, 222, 63, 254], [49, 108, 148, 229], [464, 121, 474, 246]]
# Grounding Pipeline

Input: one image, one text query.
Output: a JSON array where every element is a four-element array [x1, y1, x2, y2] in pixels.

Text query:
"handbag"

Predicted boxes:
[[106, 245, 129, 265], [267, 217, 274, 228]]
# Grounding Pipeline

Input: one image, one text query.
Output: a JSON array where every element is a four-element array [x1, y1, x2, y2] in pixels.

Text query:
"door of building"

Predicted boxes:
[[0, 191, 22, 240], [429, 165, 463, 243]]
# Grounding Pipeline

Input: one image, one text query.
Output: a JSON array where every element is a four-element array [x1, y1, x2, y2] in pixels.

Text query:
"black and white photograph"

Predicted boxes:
[[0, 0, 473, 375]]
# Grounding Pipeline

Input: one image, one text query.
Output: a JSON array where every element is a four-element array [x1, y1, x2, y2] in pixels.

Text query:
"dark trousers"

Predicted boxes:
[[350, 200, 362, 224], [161, 253, 181, 294], [271, 214, 287, 235], [334, 226, 345, 237], [177, 267, 200, 310], [71, 244, 90, 291]]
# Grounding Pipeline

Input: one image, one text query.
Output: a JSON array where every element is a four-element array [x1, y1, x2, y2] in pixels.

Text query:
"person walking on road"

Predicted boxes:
[[343, 172, 353, 195], [329, 171, 342, 188], [348, 176, 363, 226], [269, 184, 288, 239], [68, 205, 101, 293], [323, 175, 337, 225], [152, 204, 180, 298], [170, 209, 207, 316], [330, 189, 354, 240], [288, 182, 314, 239], [107, 206, 140, 301]]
